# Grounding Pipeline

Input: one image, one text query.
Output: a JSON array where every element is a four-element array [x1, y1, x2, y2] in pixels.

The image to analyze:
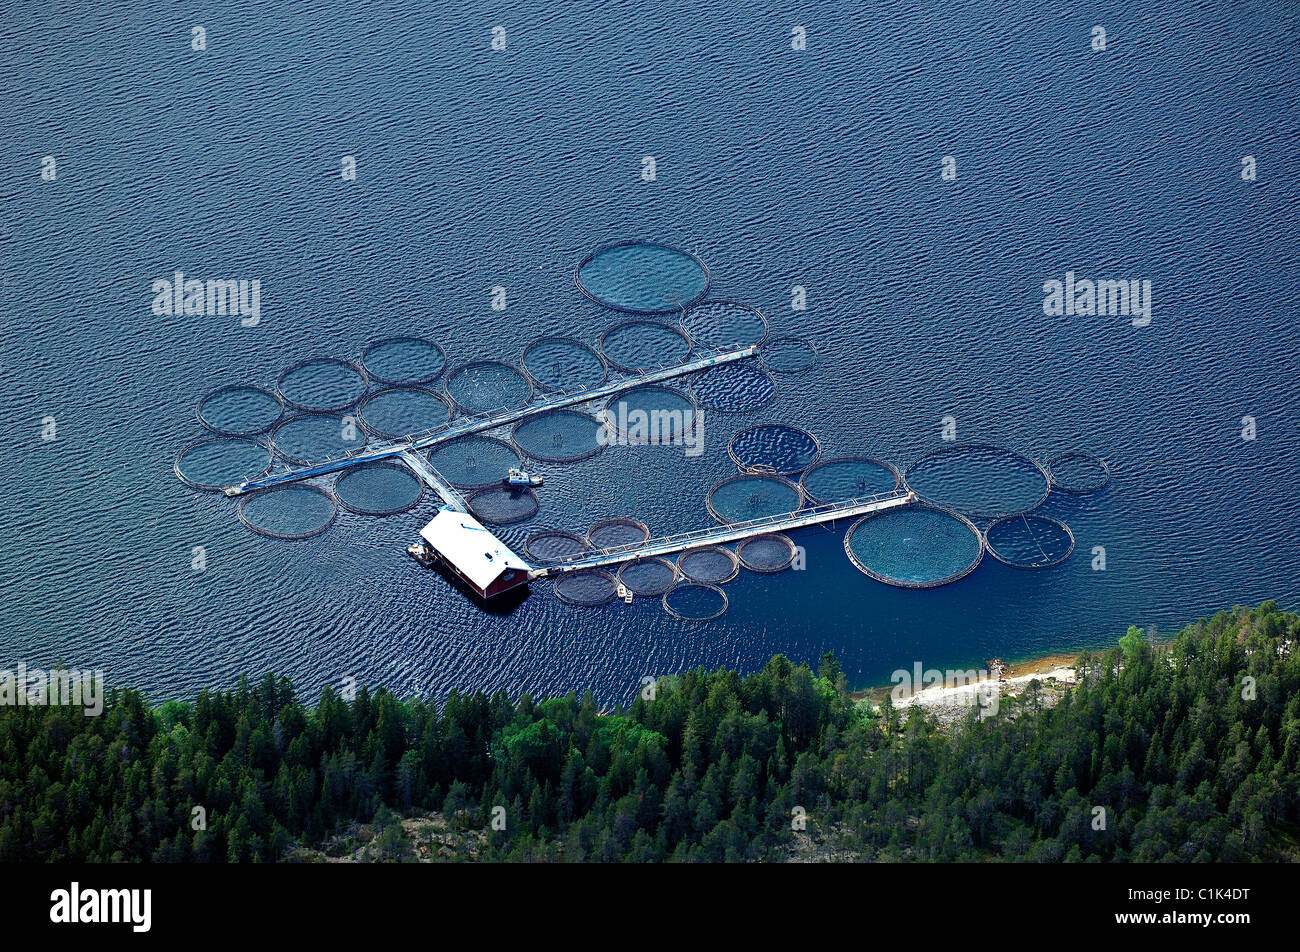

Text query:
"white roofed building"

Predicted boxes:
[[417, 507, 532, 599]]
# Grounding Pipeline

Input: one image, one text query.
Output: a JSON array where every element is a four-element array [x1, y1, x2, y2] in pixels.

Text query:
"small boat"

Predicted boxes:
[[406, 540, 435, 567], [505, 467, 543, 488], [616, 582, 633, 604]]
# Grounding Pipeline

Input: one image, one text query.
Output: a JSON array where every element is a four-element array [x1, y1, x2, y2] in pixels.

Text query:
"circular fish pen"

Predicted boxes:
[[675, 545, 740, 584], [427, 435, 522, 489], [555, 569, 618, 607], [521, 336, 607, 393], [175, 437, 273, 491], [844, 504, 984, 588], [525, 529, 588, 564], [575, 241, 710, 314], [445, 359, 533, 415], [333, 461, 424, 517], [598, 319, 693, 373], [466, 486, 539, 526], [196, 384, 284, 437], [587, 517, 650, 550], [276, 357, 369, 413], [237, 484, 337, 540], [984, 514, 1076, 569], [662, 582, 728, 622], [602, 385, 697, 445], [760, 335, 818, 374], [511, 409, 605, 463], [617, 558, 678, 597], [359, 336, 447, 386], [1047, 452, 1111, 494], [689, 361, 776, 414], [359, 387, 452, 439], [707, 474, 803, 524], [680, 300, 769, 351], [271, 413, 367, 465], [903, 443, 1051, 520], [737, 533, 798, 573], [800, 456, 901, 504], [728, 423, 821, 476]]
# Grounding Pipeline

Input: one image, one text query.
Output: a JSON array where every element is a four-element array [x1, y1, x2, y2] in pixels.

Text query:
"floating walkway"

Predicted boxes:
[[536, 490, 916, 577], [398, 450, 467, 512], [224, 345, 759, 496]]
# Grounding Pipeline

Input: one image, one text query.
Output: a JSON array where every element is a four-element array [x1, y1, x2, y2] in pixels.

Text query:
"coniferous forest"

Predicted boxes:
[[1, 602, 1296, 862]]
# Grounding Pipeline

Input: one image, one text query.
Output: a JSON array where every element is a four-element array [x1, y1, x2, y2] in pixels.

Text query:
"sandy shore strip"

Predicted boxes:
[[891, 663, 1076, 713], [852, 652, 1080, 708]]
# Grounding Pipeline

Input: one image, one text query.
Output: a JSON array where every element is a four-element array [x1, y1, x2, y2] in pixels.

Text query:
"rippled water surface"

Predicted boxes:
[[4, 0, 1299, 704]]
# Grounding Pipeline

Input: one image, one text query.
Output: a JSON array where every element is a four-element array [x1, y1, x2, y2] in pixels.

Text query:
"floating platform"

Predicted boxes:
[[536, 490, 915, 577], [410, 507, 532, 599], [223, 344, 759, 496], [398, 449, 467, 512]]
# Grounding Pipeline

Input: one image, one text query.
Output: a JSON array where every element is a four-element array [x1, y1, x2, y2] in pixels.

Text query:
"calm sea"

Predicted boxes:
[[4, 0, 1298, 705]]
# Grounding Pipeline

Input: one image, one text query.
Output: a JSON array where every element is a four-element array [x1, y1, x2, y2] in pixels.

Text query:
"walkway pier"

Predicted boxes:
[[536, 491, 916, 577], [224, 345, 758, 496], [399, 450, 467, 512]]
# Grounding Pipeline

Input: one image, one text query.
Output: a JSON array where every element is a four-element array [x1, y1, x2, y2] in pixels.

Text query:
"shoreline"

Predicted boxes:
[[849, 649, 1083, 706]]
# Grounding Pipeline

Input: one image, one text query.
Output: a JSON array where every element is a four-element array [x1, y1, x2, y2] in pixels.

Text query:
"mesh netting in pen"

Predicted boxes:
[[271, 413, 367, 465], [427, 435, 522, 489], [675, 545, 740, 584], [598, 320, 692, 373], [521, 337, 607, 393], [760, 335, 818, 374], [587, 517, 650, 549], [689, 361, 776, 413], [602, 386, 698, 445], [1047, 452, 1111, 494], [359, 387, 452, 439], [737, 533, 798, 573], [800, 456, 901, 504], [196, 384, 284, 436], [333, 461, 424, 516], [728, 424, 821, 476], [844, 504, 984, 588], [555, 569, 618, 607], [525, 529, 589, 564], [680, 300, 769, 351], [662, 582, 728, 621], [445, 360, 533, 415], [466, 486, 539, 526], [706, 474, 803, 524], [511, 409, 605, 463], [617, 558, 678, 596], [237, 484, 337, 539], [575, 241, 710, 314], [359, 336, 447, 386], [276, 357, 369, 412], [175, 437, 273, 491], [984, 514, 1076, 569], [903, 444, 1051, 519]]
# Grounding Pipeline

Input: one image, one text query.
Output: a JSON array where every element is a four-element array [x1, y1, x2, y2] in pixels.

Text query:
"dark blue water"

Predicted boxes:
[[4, 1, 1299, 705]]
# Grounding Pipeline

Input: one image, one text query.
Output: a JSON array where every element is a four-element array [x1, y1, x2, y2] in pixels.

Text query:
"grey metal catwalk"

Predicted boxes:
[[224, 345, 758, 496], [535, 490, 917, 578], [398, 450, 467, 512]]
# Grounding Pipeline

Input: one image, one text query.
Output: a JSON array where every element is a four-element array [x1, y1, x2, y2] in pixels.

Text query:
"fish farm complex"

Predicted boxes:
[[174, 240, 1110, 617], [14, 0, 1300, 892]]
